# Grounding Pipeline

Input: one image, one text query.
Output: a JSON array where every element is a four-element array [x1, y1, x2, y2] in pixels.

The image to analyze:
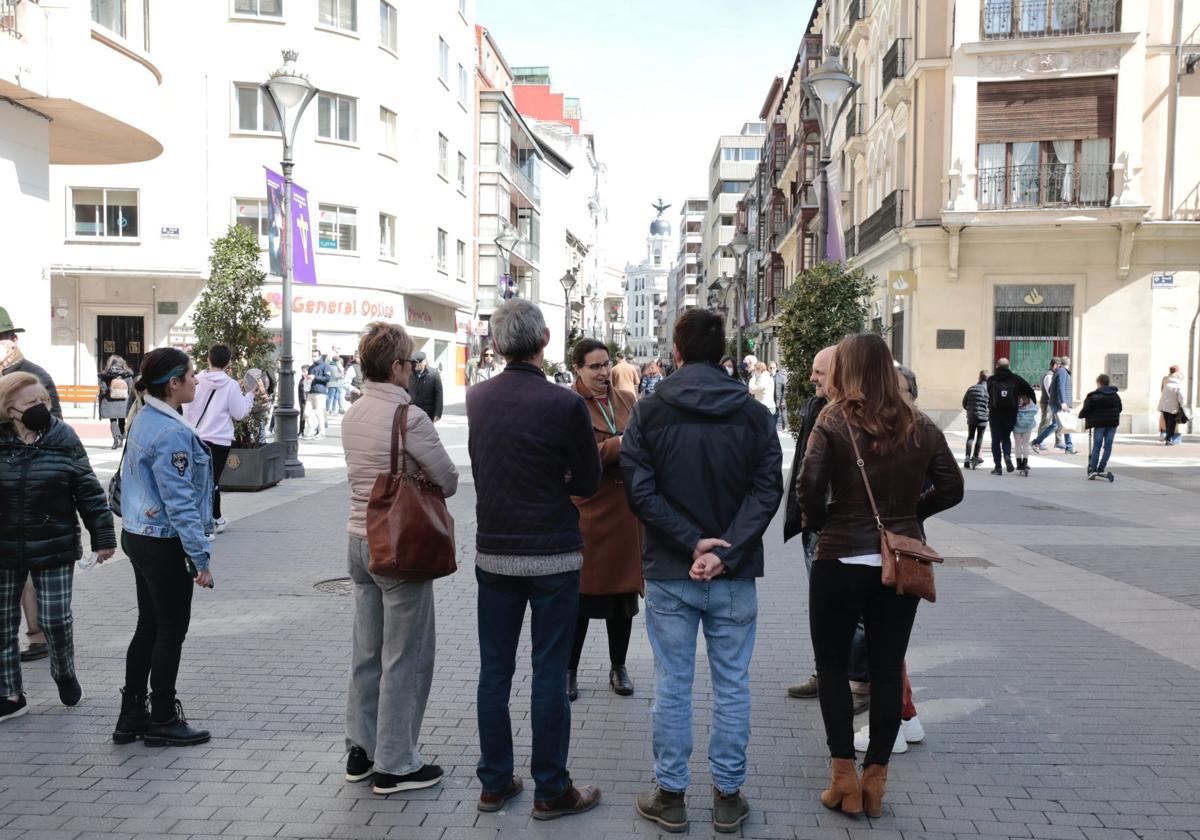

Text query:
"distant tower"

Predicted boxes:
[[625, 198, 674, 359]]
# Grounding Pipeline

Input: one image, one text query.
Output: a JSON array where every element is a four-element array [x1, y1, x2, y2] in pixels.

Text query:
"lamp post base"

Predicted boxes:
[[272, 405, 305, 479]]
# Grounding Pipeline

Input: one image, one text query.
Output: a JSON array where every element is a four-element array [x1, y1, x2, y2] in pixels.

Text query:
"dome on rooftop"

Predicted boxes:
[[650, 217, 671, 236]]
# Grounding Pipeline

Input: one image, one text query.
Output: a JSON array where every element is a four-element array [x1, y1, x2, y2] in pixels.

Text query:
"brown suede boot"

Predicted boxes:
[[861, 763, 889, 818], [819, 758, 862, 814]]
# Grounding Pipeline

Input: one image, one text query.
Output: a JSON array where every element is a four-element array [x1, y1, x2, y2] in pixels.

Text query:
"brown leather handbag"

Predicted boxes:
[[366, 404, 457, 580], [847, 427, 943, 602]]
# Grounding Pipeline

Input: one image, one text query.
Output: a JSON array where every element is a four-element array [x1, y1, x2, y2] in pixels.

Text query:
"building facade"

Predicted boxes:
[[625, 204, 672, 360], [701, 123, 766, 310]]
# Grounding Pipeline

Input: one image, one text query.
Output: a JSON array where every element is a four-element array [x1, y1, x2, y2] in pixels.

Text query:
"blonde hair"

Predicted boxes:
[[358, 321, 415, 382], [754, 361, 767, 374], [0, 372, 49, 423]]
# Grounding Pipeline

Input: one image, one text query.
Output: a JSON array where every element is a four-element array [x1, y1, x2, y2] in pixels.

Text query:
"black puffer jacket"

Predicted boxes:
[[1078, 386, 1122, 429], [0, 418, 116, 570], [962, 382, 990, 424]]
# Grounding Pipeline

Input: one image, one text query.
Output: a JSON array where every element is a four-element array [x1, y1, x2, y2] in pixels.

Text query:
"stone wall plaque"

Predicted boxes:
[[936, 329, 965, 350], [1105, 353, 1128, 390]]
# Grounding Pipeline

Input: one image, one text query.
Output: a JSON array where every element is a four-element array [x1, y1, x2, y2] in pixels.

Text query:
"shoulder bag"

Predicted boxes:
[[847, 426, 943, 603], [366, 404, 457, 580]]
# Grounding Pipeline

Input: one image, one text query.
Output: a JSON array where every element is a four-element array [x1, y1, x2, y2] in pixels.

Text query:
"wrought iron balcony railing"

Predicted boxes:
[[981, 0, 1120, 40], [977, 163, 1111, 209], [857, 189, 903, 253], [844, 102, 863, 144], [1, 0, 21, 40], [882, 38, 906, 85]]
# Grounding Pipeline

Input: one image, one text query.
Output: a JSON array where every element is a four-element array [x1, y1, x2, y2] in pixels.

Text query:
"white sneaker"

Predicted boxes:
[[900, 715, 925, 743], [853, 724, 907, 754], [214, 517, 228, 534]]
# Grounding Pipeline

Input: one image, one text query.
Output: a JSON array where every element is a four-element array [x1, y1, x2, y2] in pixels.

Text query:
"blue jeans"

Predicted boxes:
[[1088, 426, 1116, 473], [1033, 410, 1073, 449], [644, 578, 757, 794], [326, 387, 343, 413], [804, 534, 867, 682], [475, 567, 578, 801]]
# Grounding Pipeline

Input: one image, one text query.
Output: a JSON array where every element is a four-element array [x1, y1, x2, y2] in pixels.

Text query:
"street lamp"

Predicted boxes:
[[559, 268, 577, 363], [262, 49, 318, 480], [803, 48, 860, 263], [730, 230, 750, 359], [494, 221, 520, 300]]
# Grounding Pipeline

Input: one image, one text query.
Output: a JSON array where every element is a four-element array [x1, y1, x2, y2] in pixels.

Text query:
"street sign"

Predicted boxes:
[[1152, 273, 1175, 289]]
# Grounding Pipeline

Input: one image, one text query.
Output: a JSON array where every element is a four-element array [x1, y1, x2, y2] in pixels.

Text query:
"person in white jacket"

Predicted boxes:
[[183, 344, 255, 534], [1158, 366, 1186, 445], [749, 361, 776, 415]]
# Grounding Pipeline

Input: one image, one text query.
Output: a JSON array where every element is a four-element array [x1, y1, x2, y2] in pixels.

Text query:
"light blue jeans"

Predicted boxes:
[[644, 578, 758, 794]]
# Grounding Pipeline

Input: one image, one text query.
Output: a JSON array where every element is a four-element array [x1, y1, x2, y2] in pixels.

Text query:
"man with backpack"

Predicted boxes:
[[986, 359, 1036, 475]]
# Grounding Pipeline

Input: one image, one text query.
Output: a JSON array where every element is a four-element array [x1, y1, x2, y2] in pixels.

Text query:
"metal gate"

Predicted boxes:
[[993, 305, 1070, 387], [96, 315, 146, 374]]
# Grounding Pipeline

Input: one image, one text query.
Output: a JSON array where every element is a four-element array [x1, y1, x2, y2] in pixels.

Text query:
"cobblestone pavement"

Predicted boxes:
[[2, 412, 1199, 840]]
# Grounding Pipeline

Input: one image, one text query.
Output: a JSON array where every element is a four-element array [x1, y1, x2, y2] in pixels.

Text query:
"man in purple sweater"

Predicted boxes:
[[466, 300, 602, 821]]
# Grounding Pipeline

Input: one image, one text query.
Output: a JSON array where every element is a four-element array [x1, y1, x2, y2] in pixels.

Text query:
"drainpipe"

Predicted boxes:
[[1164, 0, 1183, 219], [1189, 292, 1199, 434]]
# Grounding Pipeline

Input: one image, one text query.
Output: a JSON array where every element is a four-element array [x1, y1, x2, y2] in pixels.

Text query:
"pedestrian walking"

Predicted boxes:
[[99, 355, 135, 449], [471, 348, 500, 386], [1158, 366, 1186, 446], [986, 359, 1036, 474], [961, 371, 989, 469], [304, 352, 331, 439], [0, 373, 116, 723], [1032, 356, 1076, 454], [342, 355, 361, 405], [611, 352, 641, 396], [553, 362, 575, 386], [1012, 393, 1038, 476], [769, 362, 787, 430], [720, 355, 737, 377], [566, 339, 643, 702], [1079, 374, 1122, 480], [798, 333, 962, 817], [622, 309, 783, 834], [466, 300, 603, 820], [183, 345, 256, 537], [114, 348, 214, 747], [326, 355, 345, 416], [1037, 359, 1062, 449], [749, 361, 777, 416], [638, 360, 662, 396], [406, 352, 443, 423], [340, 322, 458, 794], [298, 364, 312, 438]]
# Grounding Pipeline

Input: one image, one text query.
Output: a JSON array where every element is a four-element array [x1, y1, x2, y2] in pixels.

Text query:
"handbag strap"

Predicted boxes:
[[194, 388, 218, 427], [845, 423, 884, 532], [389, 403, 410, 476]]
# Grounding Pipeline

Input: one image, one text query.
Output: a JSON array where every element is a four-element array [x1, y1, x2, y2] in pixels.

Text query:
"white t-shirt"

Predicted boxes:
[[839, 553, 883, 567]]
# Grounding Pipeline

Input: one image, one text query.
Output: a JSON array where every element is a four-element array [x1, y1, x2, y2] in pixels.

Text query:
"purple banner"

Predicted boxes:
[[824, 161, 846, 264], [265, 168, 317, 285]]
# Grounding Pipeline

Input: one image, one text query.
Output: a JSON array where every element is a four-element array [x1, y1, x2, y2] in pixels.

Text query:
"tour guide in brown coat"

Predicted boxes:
[[567, 339, 644, 702]]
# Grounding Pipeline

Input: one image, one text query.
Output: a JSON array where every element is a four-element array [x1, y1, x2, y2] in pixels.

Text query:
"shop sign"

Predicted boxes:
[[262, 287, 401, 330], [888, 270, 916, 294], [405, 301, 455, 333]]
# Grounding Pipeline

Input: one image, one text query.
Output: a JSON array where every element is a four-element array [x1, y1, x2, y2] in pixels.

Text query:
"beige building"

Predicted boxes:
[[820, 0, 1200, 431]]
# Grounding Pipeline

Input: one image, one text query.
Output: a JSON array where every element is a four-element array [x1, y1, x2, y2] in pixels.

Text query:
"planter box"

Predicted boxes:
[[219, 441, 284, 492]]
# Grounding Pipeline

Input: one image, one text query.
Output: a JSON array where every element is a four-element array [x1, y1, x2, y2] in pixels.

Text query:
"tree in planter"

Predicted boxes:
[[776, 261, 875, 432], [190, 224, 275, 447]]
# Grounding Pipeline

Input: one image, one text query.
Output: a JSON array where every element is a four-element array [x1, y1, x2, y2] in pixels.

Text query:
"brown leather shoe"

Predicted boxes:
[[820, 757, 863, 815], [861, 763, 889, 818], [478, 775, 523, 812], [531, 783, 601, 820]]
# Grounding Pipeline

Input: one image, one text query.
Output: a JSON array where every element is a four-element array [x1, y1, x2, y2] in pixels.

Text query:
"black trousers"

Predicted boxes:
[[122, 532, 194, 720], [1163, 411, 1179, 441], [207, 443, 230, 520], [965, 421, 986, 459], [989, 418, 1014, 467], [568, 614, 632, 671], [809, 559, 919, 766]]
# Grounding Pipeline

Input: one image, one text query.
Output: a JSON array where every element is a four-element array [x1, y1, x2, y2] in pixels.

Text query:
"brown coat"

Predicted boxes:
[[610, 360, 641, 398], [570, 381, 644, 595]]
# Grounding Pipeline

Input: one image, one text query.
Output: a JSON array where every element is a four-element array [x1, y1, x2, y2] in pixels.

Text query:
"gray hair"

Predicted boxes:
[[491, 300, 546, 363], [896, 364, 918, 401]]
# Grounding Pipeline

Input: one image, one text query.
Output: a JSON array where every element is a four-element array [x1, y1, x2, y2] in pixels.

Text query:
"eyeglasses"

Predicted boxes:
[[582, 360, 614, 372], [483, 353, 494, 358]]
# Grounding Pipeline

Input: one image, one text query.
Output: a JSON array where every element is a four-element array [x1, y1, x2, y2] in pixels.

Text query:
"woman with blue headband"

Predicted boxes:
[[112, 347, 214, 748]]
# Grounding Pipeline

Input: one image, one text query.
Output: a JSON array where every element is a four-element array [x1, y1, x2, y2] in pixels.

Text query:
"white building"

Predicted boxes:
[[702, 123, 765, 304], [43, 0, 477, 390], [625, 202, 673, 360]]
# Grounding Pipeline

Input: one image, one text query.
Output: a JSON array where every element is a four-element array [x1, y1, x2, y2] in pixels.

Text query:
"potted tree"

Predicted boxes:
[[190, 224, 284, 491]]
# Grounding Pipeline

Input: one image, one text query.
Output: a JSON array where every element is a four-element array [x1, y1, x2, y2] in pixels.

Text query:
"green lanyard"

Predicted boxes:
[[595, 397, 618, 436]]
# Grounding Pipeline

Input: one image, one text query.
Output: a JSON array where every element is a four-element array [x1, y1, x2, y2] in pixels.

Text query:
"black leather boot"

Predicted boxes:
[[144, 698, 210, 747], [567, 670, 578, 702], [112, 689, 150, 744], [610, 666, 634, 696]]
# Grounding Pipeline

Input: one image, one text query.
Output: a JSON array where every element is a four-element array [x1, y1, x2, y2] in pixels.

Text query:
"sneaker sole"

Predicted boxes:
[[345, 768, 374, 783], [144, 734, 211, 747], [634, 801, 688, 833], [0, 705, 28, 723], [372, 775, 443, 795], [532, 794, 601, 820]]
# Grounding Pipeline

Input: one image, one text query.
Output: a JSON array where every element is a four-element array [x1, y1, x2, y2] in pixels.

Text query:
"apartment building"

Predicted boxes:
[[39, 0, 478, 390], [824, 0, 1199, 430], [701, 123, 766, 310], [2, 0, 162, 374], [664, 197, 707, 350]]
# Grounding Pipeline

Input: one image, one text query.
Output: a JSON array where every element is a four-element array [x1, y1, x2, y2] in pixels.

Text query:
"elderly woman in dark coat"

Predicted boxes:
[[0, 372, 116, 723], [568, 339, 644, 701]]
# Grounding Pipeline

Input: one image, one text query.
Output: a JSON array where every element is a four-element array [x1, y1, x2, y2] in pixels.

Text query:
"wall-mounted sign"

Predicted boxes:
[[936, 329, 965, 349], [1151, 273, 1175, 289], [1022, 288, 1045, 305], [160, 226, 180, 239], [261, 286, 402, 332], [156, 301, 179, 315], [888, 270, 917, 294]]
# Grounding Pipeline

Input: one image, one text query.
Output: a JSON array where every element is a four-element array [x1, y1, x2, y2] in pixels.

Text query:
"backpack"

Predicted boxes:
[[1014, 401, 1039, 434]]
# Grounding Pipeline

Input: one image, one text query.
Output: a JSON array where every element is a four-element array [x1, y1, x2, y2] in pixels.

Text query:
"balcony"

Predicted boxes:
[[844, 102, 866, 156], [977, 162, 1111, 209], [846, 0, 870, 46], [980, 0, 1120, 40], [845, 190, 903, 258], [881, 38, 910, 108]]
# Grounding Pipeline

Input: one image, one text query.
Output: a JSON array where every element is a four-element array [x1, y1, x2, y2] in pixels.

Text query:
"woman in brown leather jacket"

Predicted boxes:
[[798, 333, 963, 818]]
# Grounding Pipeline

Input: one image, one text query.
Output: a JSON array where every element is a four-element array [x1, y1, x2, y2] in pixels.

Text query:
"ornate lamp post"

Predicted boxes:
[[262, 50, 318, 480], [494, 221, 520, 300], [803, 49, 859, 262], [559, 268, 577, 363]]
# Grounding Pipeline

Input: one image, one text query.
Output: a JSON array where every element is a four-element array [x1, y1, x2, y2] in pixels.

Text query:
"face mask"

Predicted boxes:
[[19, 403, 52, 433]]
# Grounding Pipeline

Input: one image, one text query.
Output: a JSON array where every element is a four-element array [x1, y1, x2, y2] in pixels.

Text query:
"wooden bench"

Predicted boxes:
[[59, 385, 101, 417]]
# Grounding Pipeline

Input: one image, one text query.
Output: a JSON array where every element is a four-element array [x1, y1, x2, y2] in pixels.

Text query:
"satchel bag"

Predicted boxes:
[[366, 404, 457, 580], [847, 427, 943, 603]]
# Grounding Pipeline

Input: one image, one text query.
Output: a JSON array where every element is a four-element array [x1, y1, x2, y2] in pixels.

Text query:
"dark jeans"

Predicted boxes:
[[476, 567, 579, 801], [809, 560, 919, 767], [207, 443, 230, 520], [803, 533, 868, 682], [1163, 411, 1179, 441], [966, 421, 986, 460], [989, 418, 1014, 467], [569, 614, 632, 671], [122, 532, 194, 720], [1088, 426, 1117, 473]]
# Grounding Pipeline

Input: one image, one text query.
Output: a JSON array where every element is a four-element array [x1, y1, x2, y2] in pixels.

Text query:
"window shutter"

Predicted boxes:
[[977, 77, 1116, 143]]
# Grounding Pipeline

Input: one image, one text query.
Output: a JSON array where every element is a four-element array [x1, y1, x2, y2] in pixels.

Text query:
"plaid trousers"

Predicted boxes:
[[1, 565, 75, 696]]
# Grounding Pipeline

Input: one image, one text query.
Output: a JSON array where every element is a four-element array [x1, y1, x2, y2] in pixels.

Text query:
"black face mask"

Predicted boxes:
[[20, 403, 52, 433]]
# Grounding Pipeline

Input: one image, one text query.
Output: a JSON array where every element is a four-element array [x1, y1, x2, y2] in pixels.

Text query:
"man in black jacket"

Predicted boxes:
[[986, 359, 1036, 475], [406, 351, 443, 422], [1079, 373, 1122, 480], [621, 309, 781, 834]]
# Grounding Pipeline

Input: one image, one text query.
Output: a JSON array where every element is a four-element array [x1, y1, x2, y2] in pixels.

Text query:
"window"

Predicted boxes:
[[71, 188, 139, 238], [457, 152, 467, 192], [456, 240, 466, 280], [318, 0, 356, 31], [379, 213, 396, 258], [458, 63, 468, 107], [379, 0, 396, 51], [91, 0, 125, 36], [721, 147, 761, 162], [235, 83, 281, 133], [234, 0, 282, 16], [317, 93, 357, 143], [235, 197, 269, 239], [438, 134, 449, 179], [318, 204, 357, 251], [438, 37, 450, 86], [437, 229, 448, 272], [458, 0, 466, 15], [976, 138, 1111, 209], [379, 107, 397, 157]]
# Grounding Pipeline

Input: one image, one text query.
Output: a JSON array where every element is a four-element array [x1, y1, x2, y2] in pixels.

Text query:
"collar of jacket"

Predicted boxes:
[[362, 381, 413, 404], [145, 395, 195, 430], [502, 361, 544, 378]]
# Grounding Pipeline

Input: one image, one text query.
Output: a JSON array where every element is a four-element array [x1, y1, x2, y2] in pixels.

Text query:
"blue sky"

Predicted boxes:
[[477, 0, 816, 269]]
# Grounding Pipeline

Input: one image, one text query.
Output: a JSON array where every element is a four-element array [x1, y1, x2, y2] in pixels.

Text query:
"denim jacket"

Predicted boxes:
[[120, 396, 213, 570]]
